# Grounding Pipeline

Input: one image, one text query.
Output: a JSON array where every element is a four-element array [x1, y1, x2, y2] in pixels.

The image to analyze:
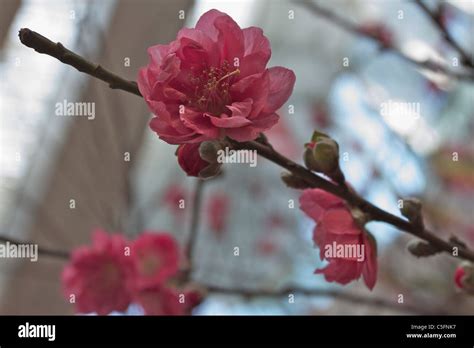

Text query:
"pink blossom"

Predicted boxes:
[[257, 236, 279, 256], [206, 192, 230, 235], [311, 101, 330, 129], [134, 285, 202, 315], [454, 266, 465, 289], [63, 229, 204, 315], [163, 183, 187, 217], [129, 233, 180, 290], [61, 229, 133, 315], [299, 189, 378, 290], [138, 9, 295, 144], [176, 143, 209, 177]]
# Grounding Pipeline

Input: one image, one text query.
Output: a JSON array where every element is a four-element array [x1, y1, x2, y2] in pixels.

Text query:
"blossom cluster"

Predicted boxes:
[[62, 230, 201, 315]]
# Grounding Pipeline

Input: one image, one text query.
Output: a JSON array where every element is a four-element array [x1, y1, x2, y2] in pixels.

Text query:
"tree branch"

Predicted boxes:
[[296, 1, 474, 81], [230, 139, 474, 262], [17, 28, 474, 264], [414, 0, 473, 67], [0, 236, 69, 259], [18, 28, 141, 96], [0, 230, 441, 313], [185, 179, 205, 272], [205, 284, 445, 314]]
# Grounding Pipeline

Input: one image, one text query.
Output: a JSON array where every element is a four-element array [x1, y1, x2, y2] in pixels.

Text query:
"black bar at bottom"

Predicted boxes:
[[0, 315, 472, 346]]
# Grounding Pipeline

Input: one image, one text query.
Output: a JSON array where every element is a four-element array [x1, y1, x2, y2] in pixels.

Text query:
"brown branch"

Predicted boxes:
[[230, 140, 474, 262], [17, 28, 474, 264], [18, 28, 141, 96], [0, 236, 69, 259], [297, 1, 474, 81], [205, 284, 443, 314], [414, 0, 473, 67]]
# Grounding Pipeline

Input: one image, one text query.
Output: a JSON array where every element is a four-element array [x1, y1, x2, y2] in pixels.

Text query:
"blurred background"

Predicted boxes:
[[0, 0, 473, 314]]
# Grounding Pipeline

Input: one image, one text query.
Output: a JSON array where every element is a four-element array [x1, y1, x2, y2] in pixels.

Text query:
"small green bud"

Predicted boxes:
[[312, 137, 339, 174], [199, 141, 222, 163], [400, 198, 423, 227]]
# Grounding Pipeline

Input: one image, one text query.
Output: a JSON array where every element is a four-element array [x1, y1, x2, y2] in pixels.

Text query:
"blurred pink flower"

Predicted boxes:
[[62, 229, 133, 315], [138, 9, 295, 144], [207, 192, 230, 236], [176, 143, 209, 177], [163, 183, 187, 217], [63, 230, 203, 315], [311, 101, 330, 129], [257, 235, 279, 256], [134, 285, 202, 315], [358, 22, 393, 47], [129, 233, 180, 290], [455, 266, 465, 289], [299, 189, 378, 290]]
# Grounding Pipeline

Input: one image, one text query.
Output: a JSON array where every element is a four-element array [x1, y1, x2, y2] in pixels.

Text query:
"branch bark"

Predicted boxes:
[[0, 236, 69, 259], [230, 139, 474, 262], [414, 0, 473, 67], [205, 284, 446, 315], [297, 1, 474, 81], [18, 28, 141, 96], [17, 28, 474, 264], [185, 179, 205, 272]]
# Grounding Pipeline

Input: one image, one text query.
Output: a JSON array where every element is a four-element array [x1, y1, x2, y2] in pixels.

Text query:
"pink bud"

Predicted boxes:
[[454, 266, 465, 289]]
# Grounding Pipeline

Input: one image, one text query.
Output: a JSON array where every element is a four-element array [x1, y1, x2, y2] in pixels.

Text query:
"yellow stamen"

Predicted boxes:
[[216, 69, 240, 85]]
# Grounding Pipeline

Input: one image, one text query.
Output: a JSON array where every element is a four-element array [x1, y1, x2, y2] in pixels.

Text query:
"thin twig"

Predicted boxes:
[[17, 28, 474, 263], [0, 236, 69, 259], [205, 284, 444, 314], [186, 179, 205, 269], [414, 0, 473, 67], [297, 1, 474, 81], [18, 28, 141, 96], [230, 140, 474, 262]]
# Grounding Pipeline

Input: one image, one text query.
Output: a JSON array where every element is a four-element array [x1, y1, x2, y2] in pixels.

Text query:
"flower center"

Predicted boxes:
[[139, 253, 161, 277], [190, 61, 240, 115], [100, 261, 121, 287]]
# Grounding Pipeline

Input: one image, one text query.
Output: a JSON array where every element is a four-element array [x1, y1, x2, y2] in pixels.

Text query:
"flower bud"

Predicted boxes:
[[400, 198, 423, 228], [199, 141, 222, 163], [454, 262, 474, 294], [303, 132, 344, 184], [407, 239, 440, 257], [304, 137, 339, 172], [303, 144, 319, 171], [198, 163, 222, 179], [176, 143, 221, 179], [312, 137, 340, 174], [281, 172, 308, 189]]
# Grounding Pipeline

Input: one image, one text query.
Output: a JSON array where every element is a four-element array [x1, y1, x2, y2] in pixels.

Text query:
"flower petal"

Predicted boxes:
[[214, 15, 244, 62], [230, 73, 269, 118], [315, 258, 362, 285], [177, 27, 217, 55], [320, 208, 361, 235], [239, 27, 271, 77], [299, 189, 344, 222], [263, 67, 296, 113], [195, 9, 228, 41], [362, 233, 378, 290], [208, 100, 253, 128], [209, 115, 252, 128], [180, 108, 220, 138], [224, 113, 278, 141]]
